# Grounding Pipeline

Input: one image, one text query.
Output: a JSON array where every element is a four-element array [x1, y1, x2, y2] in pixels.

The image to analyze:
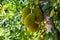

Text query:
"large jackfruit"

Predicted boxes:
[[24, 13, 35, 27], [32, 8, 43, 24], [24, 13, 39, 32], [21, 7, 30, 24]]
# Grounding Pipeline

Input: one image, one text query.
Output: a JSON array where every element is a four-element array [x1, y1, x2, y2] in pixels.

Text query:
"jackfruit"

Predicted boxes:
[[24, 13, 35, 27], [32, 8, 43, 24], [21, 6, 43, 32], [21, 7, 31, 24], [24, 13, 39, 32], [28, 23, 39, 32]]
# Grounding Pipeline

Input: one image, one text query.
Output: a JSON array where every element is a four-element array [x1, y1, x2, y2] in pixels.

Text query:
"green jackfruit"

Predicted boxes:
[[21, 7, 30, 24], [21, 6, 43, 32], [32, 8, 43, 24], [24, 13, 39, 32], [24, 13, 35, 27], [28, 23, 39, 32]]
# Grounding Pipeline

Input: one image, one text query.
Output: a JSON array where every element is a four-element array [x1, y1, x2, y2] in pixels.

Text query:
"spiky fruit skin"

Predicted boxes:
[[21, 7, 30, 24], [24, 13, 35, 27], [32, 8, 43, 24]]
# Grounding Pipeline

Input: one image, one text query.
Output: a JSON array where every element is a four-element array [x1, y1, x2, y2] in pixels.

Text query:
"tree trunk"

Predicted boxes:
[[38, 0, 58, 39]]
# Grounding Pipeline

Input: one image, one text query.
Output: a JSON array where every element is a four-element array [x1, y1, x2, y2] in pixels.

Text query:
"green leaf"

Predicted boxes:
[[34, 0, 38, 5], [0, 36, 4, 40], [44, 32, 52, 40], [50, 9, 55, 17], [42, 3, 49, 12]]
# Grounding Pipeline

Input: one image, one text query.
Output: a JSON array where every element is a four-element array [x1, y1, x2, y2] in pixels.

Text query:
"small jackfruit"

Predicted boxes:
[[21, 7, 30, 24], [28, 23, 39, 32], [32, 8, 43, 24], [24, 13, 35, 27]]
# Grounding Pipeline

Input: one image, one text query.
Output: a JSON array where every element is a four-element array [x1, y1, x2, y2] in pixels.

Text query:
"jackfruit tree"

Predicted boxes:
[[0, 0, 60, 40]]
